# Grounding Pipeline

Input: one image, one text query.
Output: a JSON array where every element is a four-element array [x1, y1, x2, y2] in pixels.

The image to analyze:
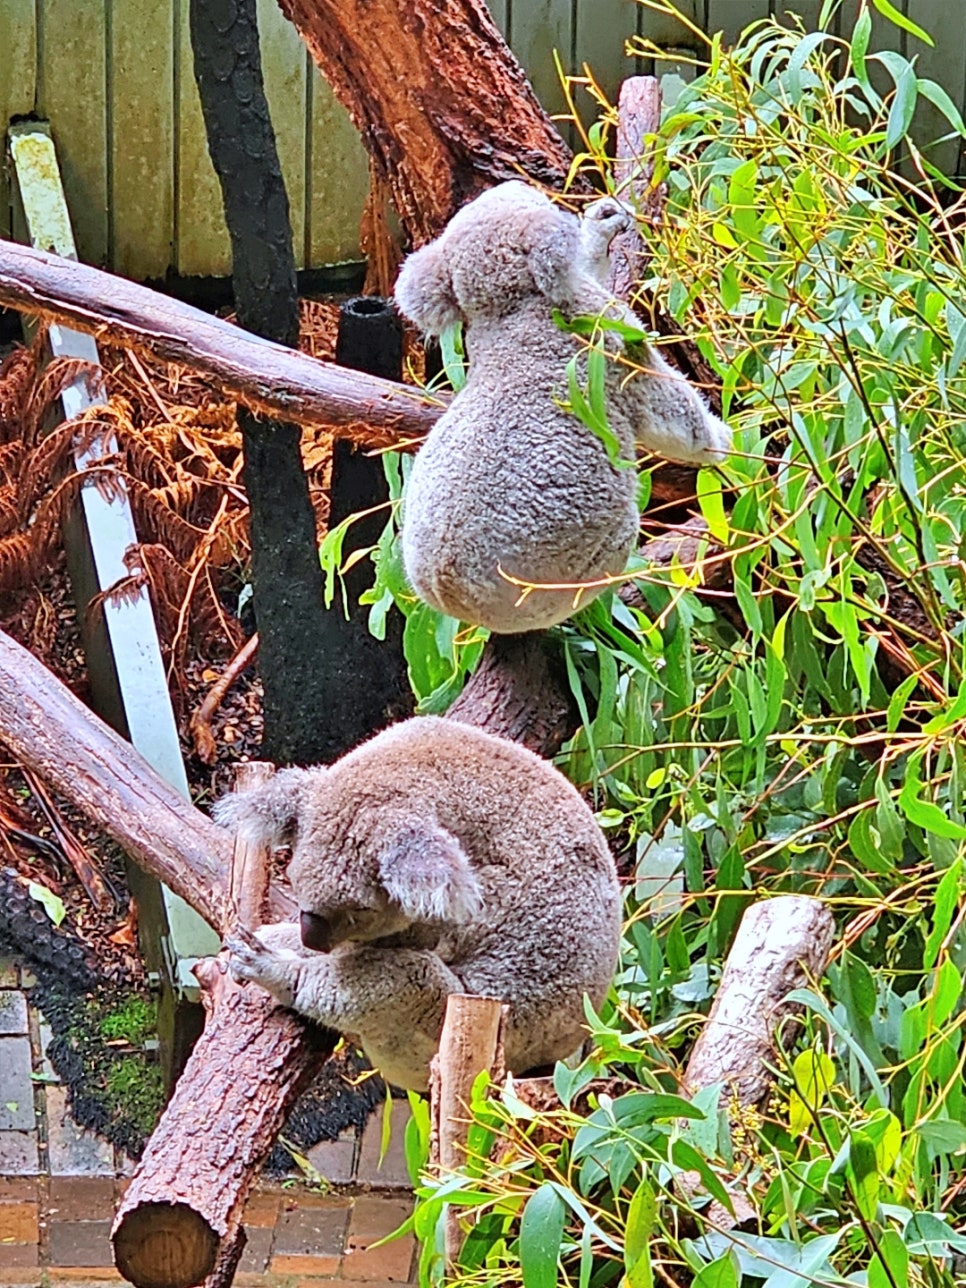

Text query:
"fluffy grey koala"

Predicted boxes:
[[393, 180, 731, 634], [216, 716, 621, 1092]]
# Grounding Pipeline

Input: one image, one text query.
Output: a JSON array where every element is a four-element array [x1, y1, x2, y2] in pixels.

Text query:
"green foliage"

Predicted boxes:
[[105, 1057, 165, 1138], [98, 996, 157, 1046], [402, 3, 966, 1284]]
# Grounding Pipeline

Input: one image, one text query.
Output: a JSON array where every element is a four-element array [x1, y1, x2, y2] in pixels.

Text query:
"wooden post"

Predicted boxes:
[[431, 994, 507, 1267]]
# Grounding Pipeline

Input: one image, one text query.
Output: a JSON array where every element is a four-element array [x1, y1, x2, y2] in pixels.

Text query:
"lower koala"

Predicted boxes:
[[216, 717, 621, 1092]]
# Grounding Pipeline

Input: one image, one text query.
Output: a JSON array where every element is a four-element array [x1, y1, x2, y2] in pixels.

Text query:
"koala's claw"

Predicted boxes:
[[224, 933, 263, 985], [225, 933, 298, 1008]]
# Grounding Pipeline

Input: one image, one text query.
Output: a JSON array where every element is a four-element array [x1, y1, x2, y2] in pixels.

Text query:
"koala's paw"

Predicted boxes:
[[225, 929, 299, 1009]]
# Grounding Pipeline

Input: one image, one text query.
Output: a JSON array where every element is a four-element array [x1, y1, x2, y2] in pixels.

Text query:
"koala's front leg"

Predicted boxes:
[[226, 921, 307, 1009], [226, 927, 463, 1089]]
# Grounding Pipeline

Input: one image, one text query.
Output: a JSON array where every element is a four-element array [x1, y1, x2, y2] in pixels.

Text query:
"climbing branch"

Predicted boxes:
[[0, 238, 443, 449]]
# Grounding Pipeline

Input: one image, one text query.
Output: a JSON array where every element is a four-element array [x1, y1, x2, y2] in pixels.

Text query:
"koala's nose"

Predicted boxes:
[[300, 910, 333, 952]]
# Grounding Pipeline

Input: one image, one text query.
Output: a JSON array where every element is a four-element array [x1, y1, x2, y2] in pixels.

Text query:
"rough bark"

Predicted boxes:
[[447, 633, 577, 757], [0, 239, 444, 447], [274, 0, 576, 245], [114, 960, 334, 1288], [678, 895, 836, 1228], [113, 761, 337, 1288], [609, 77, 664, 302]]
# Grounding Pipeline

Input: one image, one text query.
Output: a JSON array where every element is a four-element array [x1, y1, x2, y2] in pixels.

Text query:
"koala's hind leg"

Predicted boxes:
[[227, 923, 462, 1091]]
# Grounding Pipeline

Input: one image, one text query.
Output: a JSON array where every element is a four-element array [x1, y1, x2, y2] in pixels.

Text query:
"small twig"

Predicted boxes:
[[21, 766, 115, 913], [189, 633, 260, 765]]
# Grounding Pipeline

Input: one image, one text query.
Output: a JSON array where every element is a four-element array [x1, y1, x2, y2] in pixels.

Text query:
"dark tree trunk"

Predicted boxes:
[[189, 0, 401, 765], [323, 296, 414, 746]]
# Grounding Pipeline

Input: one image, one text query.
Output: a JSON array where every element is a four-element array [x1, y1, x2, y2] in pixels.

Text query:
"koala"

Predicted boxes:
[[393, 180, 731, 634], [216, 716, 621, 1092]]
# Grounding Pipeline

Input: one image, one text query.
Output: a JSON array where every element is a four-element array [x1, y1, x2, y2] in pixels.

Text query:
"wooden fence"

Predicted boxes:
[[0, 0, 961, 281]]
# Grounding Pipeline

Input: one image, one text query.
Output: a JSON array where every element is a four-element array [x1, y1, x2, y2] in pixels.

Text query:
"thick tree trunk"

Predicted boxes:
[[275, 0, 576, 245], [191, 0, 370, 766], [0, 239, 443, 446]]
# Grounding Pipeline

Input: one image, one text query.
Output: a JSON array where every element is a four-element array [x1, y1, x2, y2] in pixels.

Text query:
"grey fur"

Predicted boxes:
[[394, 180, 731, 633], [220, 716, 621, 1092]]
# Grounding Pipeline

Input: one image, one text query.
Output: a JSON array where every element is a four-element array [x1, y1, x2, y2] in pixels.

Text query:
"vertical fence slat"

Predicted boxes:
[[706, 1, 771, 44], [306, 62, 368, 268], [0, 0, 36, 241], [174, 0, 231, 278], [36, 0, 109, 266], [905, 0, 966, 177], [110, 0, 174, 279], [257, 0, 307, 271], [771, 0, 825, 30], [574, 0, 638, 113], [638, 0, 703, 49], [487, 0, 509, 35], [511, 0, 574, 120]]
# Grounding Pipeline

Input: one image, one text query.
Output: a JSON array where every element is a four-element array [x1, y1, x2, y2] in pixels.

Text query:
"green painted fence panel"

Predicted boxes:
[[36, 0, 108, 266], [510, 0, 574, 120], [904, 0, 966, 177], [706, 1, 772, 45], [110, 0, 175, 280], [174, 0, 232, 278], [0, 0, 35, 240], [306, 59, 370, 269], [258, 0, 308, 271]]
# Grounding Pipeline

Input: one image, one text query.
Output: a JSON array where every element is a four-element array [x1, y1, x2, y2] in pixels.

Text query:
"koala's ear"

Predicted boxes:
[[527, 215, 579, 302], [378, 823, 483, 924], [211, 767, 313, 847], [394, 241, 460, 337]]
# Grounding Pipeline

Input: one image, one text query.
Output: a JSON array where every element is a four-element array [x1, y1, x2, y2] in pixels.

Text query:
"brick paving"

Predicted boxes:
[[0, 959, 418, 1287]]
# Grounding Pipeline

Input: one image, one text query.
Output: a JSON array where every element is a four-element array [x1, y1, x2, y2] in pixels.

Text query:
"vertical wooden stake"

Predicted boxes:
[[228, 761, 275, 930], [431, 993, 506, 1268]]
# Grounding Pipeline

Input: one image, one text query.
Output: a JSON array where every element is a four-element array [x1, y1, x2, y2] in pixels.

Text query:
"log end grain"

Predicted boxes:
[[113, 1200, 219, 1288]]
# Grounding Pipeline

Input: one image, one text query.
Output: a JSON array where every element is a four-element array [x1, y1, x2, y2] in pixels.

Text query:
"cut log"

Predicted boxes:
[[679, 895, 836, 1228], [0, 239, 443, 449], [113, 959, 334, 1288], [112, 761, 334, 1288]]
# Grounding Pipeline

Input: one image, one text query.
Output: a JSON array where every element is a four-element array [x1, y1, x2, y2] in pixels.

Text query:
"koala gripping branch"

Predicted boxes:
[[0, 623, 575, 1287]]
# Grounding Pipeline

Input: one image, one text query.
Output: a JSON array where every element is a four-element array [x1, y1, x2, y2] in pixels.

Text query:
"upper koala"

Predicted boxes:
[[217, 716, 621, 1092], [394, 180, 731, 634]]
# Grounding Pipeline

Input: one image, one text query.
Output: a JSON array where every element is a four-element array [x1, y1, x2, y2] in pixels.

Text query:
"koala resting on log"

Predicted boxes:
[[217, 717, 621, 1092], [394, 181, 732, 634]]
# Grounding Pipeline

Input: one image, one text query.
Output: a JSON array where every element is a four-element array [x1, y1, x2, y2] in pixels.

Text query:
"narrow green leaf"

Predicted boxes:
[[924, 860, 963, 969], [872, 0, 934, 46], [851, 8, 872, 89], [868, 1228, 909, 1288], [519, 1184, 565, 1288], [898, 753, 966, 839], [624, 1180, 656, 1288], [848, 1130, 879, 1221]]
